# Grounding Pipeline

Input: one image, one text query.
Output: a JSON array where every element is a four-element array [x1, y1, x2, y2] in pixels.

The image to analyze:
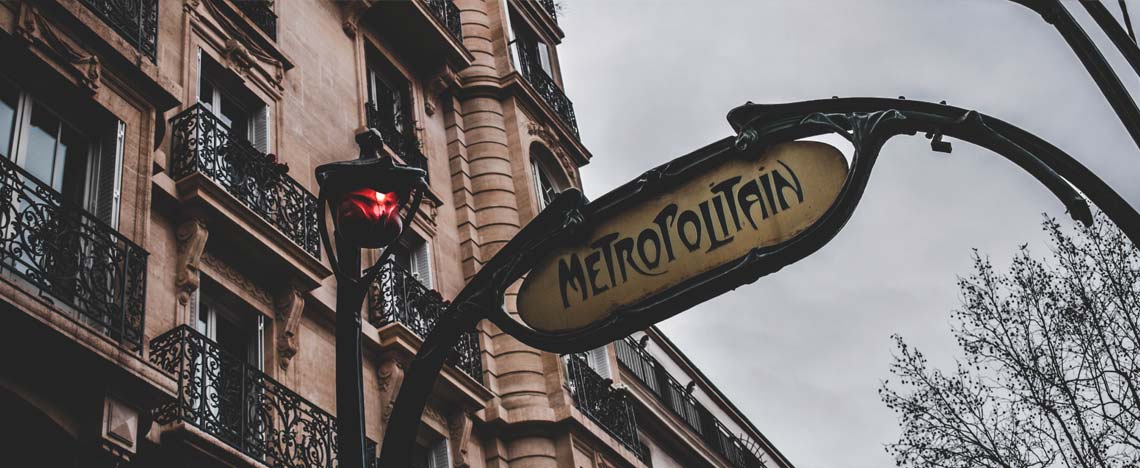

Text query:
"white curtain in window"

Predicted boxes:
[[587, 346, 611, 379], [410, 241, 433, 288]]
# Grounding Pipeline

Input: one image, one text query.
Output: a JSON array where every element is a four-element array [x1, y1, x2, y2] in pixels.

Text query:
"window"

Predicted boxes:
[[197, 50, 270, 153], [506, 9, 554, 77], [190, 279, 266, 430], [392, 237, 433, 289], [585, 345, 611, 379], [412, 439, 450, 468], [0, 76, 123, 227], [365, 52, 413, 150], [531, 158, 558, 210]]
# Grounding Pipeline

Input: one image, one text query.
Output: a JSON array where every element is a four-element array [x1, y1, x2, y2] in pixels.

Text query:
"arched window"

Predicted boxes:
[[530, 143, 563, 210]]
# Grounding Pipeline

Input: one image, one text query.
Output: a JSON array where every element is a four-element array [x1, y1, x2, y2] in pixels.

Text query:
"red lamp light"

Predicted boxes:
[[335, 188, 403, 248]]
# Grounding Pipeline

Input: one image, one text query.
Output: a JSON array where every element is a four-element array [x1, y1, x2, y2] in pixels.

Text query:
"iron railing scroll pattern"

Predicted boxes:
[[151, 326, 345, 468], [77, 0, 158, 61], [234, 0, 278, 40], [364, 101, 429, 182], [536, 0, 558, 23], [169, 105, 321, 259], [0, 155, 147, 353], [615, 338, 767, 468], [564, 354, 650, 464], [514, 40, 580, 138], [423, 0, 463, 42], [369, 261, 484, 382]]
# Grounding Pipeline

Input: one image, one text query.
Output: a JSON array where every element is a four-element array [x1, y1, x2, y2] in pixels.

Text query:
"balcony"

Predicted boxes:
[[615, 338, 767, 468], [234, 0, 278, 40], [423, 0, 462, 42], [514, 43, 580, 138], [369, 262, 482, 382], [169, 105, 321, 260], [151, 326, 382, 467], [0, 155, 148, 353], [77, 0, 159, 61], [564, 354, 651, 464], [363, 0, 472, 70], [536, 0, 558, 22], [365, 102, 429, 182]]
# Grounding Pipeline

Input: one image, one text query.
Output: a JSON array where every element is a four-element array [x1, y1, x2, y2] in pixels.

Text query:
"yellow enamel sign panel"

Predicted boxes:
[[517, 141, 849, 332]]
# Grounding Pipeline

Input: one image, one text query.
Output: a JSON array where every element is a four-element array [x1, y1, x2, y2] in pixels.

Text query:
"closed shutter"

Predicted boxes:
[[410, 241, 433, 288], [428, 439, 450, 468], [587, 346, 611, 379], [248, 314, 265, 370], [251, 105, 269, 153], [86, 120, 124, 228], [531, 160, 545, 210]]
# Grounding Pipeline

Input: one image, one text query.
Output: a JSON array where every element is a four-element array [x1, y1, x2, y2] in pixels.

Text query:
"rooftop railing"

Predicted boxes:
[[169, 104, 321, 259], [0, 154, 147, 353], [615, 337, 768, 468]]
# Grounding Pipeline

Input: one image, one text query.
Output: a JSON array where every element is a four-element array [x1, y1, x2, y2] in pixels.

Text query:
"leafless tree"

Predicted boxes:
[[881, 214, 1140, 468]]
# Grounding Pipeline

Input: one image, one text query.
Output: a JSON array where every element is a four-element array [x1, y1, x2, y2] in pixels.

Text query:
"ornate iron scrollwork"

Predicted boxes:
[[563, 354, 649, 463], [169, 104, 321, 259], [151, 326, 346, 468], [423, 0, 462, 42], [369, 261, 483, 381], [0, 155, 147, 353], [76, 0, 158, 61]]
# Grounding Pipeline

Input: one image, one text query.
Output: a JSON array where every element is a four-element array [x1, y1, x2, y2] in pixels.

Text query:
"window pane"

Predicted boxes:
[[537, 43, 553, 76], [0, 80, 18, 159], [25, 102, 62, 190]]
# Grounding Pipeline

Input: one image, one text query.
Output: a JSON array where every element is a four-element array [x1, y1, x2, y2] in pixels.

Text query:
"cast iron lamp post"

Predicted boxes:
[[316, 129, 427, 468]]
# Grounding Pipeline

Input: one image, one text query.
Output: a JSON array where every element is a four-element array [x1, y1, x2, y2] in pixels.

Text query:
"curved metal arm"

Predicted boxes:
[[488, 97, 1140, 355]]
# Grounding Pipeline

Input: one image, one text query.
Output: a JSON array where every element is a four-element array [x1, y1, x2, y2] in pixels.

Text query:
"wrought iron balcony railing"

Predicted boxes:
[[564, 354, 650, 463], [536, 0, 558, 22], [169, 104, 321, 259], [0, 154, 148, 353], [365, 102, 429, 182], [234, 0, 278, 39], [615, 338, 767, 468], [423, 0, 463, 42], [77, 0, 158, 61], [369, 262, 483, 382], [514, 41, 580, 138], [151, 325, 350, 467]]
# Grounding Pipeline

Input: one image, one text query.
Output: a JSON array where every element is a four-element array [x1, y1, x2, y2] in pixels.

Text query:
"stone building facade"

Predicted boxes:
[[0, 0, 793, 466]]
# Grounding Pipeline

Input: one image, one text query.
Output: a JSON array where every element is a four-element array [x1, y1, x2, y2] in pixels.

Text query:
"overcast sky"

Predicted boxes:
[[555, 1, 1140, 466]]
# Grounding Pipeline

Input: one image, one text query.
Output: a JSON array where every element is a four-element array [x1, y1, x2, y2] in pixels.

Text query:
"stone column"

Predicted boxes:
[[452, 1, 559, 466]]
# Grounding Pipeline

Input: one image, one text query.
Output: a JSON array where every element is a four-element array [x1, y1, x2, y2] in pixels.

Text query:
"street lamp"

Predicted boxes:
[[316, 128, 427, 468]]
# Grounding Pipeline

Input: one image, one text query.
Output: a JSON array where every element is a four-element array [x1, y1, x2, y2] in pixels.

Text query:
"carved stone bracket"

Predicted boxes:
[[15, 1, 102, 92], [175, 220, 209, 323], [377, 352, 407, 441], [424, 66, 459, 116], [447, 411, 473, 468], [341, 0, 373, 38], [275, 287, 305, 370]]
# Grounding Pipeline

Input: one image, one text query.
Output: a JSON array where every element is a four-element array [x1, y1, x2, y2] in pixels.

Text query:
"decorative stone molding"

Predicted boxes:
[[424, 66, 459, 116], [175, 220, 209, 315], [274, 287, 305, 370], [447, 411, 473, 468], [377, 353, 406, 435], [341, 0, 373, 38], [200, 251, 274, 307], [15, 1, 102, 92], [526, 121, 580, 185], [188, 0, 288, 96]]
